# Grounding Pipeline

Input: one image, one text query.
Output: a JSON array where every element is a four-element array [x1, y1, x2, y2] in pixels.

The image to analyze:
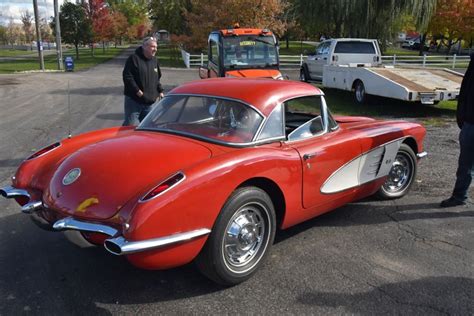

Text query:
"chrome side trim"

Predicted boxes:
[[104, 228, 211, 256], [53, 217, 118, 237], [21, 201, 43, 214], [417, 151, 427, 158], [0, 186, 30, 200]]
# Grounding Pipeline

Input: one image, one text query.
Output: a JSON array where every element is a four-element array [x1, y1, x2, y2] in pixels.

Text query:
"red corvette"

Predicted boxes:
[[1, 79, 426, 285]]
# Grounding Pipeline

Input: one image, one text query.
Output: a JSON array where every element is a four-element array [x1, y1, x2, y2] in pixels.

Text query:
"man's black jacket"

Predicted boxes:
[[457, 54, 474, 128], [123, 46, 163, 105]]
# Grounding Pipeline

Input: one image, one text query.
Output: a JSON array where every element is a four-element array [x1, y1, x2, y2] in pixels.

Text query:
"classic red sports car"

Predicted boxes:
[[1, 78, 426, 285]]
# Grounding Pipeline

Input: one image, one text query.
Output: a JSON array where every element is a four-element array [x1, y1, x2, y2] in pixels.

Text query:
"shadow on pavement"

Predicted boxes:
[[0, 213, 222, 315], [275, 200, 473, 243], [297, 276, 474, 314], [96, 113, 124, 121]]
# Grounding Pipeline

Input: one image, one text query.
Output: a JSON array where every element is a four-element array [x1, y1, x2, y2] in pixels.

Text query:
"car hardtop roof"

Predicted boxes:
[[169, 78, 323, 117], [214, 28, 274, 37]]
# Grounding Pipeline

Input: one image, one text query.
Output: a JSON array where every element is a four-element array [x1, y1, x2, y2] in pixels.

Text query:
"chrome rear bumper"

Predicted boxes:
[[2, 186, 211, 256], [53, 217, 211, 256]]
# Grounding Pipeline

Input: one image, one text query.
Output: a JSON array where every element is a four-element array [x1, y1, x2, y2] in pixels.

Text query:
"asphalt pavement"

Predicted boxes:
[[0, 48, 472, 315]]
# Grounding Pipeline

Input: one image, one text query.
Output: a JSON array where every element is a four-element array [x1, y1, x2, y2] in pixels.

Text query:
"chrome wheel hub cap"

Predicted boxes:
[[383, 154, 411, 192], [224, 204, 266, 269]]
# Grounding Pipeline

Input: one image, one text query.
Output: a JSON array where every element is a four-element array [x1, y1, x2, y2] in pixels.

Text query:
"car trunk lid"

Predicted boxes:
[[46, 131, 212, 220]]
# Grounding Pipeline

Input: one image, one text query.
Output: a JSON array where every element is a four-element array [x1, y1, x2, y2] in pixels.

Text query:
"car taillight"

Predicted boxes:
[[27, 142, 61, 160], [141, 172, 185, 201]]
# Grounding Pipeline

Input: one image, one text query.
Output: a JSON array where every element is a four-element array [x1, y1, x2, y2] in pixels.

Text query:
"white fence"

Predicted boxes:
[[181, 49, 470, 70]]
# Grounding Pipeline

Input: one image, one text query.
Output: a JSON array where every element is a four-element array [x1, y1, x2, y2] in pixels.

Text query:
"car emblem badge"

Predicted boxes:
[[63, 168, 81, 185]]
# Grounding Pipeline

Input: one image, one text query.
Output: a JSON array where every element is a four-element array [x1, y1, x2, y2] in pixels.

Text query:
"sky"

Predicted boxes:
[[0, 0, 64, 26]]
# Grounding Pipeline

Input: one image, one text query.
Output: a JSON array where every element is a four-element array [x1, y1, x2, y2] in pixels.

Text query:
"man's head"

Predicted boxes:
[[142, 36, 158, 59]]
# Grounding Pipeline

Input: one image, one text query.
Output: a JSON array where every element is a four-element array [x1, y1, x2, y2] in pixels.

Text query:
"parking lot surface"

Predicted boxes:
[[0, 48, 472, 315]]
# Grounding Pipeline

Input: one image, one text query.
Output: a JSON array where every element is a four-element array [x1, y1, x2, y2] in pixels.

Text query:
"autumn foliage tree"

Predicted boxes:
[[20, 11, 33, 43], [179, 0, 287, 51], [428, 0, 474, 54]]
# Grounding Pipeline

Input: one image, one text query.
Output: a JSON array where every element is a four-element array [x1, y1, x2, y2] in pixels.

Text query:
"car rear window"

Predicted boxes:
[[138, 95, 264, 144], [334, 42, 376, 54]]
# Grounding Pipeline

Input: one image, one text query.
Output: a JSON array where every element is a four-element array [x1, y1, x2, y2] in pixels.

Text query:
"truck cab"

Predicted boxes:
[[300, 38, 382, 82], [199, 27, 283, 80]]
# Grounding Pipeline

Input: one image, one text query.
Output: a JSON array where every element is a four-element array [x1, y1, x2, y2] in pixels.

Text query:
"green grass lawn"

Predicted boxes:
[[157, 43, 186, 68], [0, 49, 38, 57], [0, 46, 127, 73], [279, 41, 316, 55]]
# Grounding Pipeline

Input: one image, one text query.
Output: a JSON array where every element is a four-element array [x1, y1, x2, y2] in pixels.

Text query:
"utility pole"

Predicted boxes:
[[54, 0, 63, 70], [32, 0, 45, 71]]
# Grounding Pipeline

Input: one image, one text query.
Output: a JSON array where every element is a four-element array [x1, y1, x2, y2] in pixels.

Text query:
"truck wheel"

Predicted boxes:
[[354, 80, 367, 104], [300, 66, 310, 82], [196, 187, 276, 286]]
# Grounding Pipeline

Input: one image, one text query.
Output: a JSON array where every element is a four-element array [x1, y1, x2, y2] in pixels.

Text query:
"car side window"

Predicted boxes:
[[285, 96, 324, 141], [316, 42, 331, 55], [209, 38, 219, 64], [257, 104, 284, 141]]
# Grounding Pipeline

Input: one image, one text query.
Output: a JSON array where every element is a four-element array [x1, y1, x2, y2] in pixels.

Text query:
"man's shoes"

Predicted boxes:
[[440, 196, 466, 208]]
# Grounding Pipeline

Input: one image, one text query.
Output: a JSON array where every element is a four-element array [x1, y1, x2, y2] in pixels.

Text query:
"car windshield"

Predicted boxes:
[[138, 95, 264, 144], [223, 35, 278, 68]]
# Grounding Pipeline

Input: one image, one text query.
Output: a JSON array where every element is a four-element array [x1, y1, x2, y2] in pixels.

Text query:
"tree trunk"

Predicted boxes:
[[75, 43, 79, 60], [418, 33, 427, 56]]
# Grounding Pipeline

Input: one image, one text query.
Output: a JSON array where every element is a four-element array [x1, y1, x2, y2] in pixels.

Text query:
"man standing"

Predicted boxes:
[[122, 36, 164, 126], [440, 53, 474, 207]]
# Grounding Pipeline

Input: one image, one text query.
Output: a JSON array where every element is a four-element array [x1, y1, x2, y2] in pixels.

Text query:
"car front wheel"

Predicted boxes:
[[196, 187, 276, 285], [376, 143, 417, 199], [300, 66, 310, 82]]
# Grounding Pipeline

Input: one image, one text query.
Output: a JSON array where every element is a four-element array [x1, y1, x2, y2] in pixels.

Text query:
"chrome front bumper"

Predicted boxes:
[[417, 151, 428, 158]]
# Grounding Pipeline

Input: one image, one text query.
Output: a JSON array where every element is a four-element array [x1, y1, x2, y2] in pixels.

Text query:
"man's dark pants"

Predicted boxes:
[[453, 122, 474, 202]]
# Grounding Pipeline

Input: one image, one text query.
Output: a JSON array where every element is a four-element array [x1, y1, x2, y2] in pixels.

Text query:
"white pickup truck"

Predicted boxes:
[[300, 38, 463, 104]]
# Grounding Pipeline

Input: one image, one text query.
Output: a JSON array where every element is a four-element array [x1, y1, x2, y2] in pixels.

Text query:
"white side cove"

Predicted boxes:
[[321, 139, 403, 194]]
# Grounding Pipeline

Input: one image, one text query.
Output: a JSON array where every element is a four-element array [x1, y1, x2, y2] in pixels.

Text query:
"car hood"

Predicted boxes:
[[225, 69, 282, 79], [46, 131, 212, 220]]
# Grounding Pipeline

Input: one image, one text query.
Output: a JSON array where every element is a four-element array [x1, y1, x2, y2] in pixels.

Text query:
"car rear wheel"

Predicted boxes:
[[376, 143, 417, 199], [196, 187, 276, 286], [354, 80, 367, 104]]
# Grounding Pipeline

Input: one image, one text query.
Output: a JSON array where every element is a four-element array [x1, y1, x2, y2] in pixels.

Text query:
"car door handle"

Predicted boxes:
[[303, 153, 318, 160]]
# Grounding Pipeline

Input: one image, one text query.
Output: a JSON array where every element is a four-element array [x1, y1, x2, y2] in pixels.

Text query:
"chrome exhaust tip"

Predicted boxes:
[[21, 201, 43, 214], [104, 239, 123, 256], [0, 186, 30, 200]]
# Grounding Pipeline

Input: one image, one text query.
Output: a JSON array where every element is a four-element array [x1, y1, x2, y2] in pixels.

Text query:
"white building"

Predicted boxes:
[[0, 0, 63, 26]]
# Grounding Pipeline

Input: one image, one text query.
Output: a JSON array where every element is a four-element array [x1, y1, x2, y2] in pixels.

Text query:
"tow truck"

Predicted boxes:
[[199, 27, 284, 80], [300, 38, 462, 104]]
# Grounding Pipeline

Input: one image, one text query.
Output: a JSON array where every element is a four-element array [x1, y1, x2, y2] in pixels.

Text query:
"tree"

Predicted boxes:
[[149, 0, 191, 35], [108, 11, 129, 46], [52, 2, 92, 59], [6, 17, 23, 48], [182, 0, 288, 51], [0, 26, 7, 45], [39, 18, 52, 44], [428, 0, 474, 54], [291, 0, 437, 52], [20, 10, 34, 43], [108, 0, 150, 40]]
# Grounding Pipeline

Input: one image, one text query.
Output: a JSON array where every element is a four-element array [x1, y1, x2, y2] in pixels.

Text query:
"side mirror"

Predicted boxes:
[[199, 66, 208, 79]]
